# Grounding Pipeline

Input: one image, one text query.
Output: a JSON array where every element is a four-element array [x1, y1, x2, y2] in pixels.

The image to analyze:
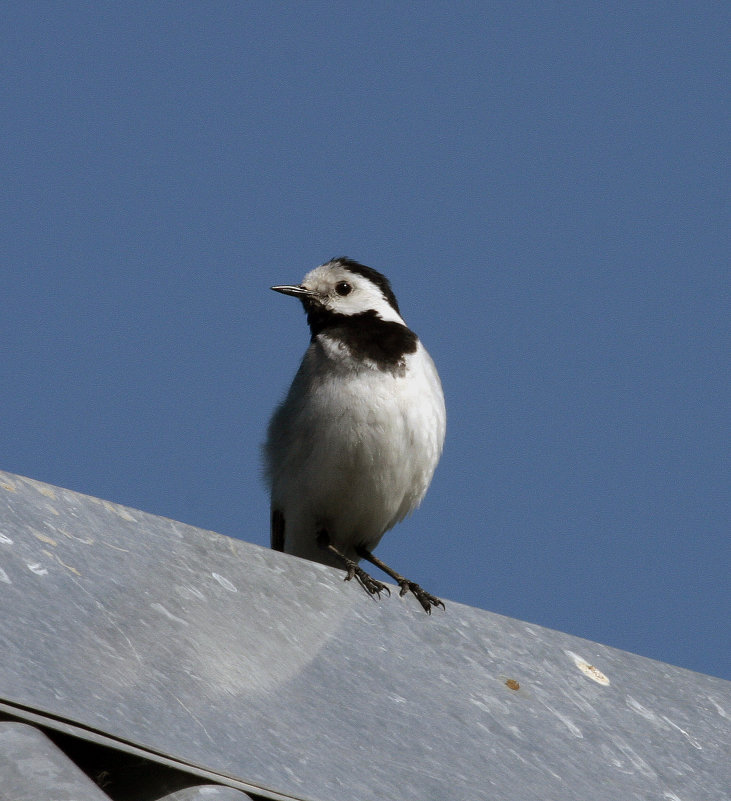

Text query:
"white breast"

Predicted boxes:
[[265, 337, 446, 565]]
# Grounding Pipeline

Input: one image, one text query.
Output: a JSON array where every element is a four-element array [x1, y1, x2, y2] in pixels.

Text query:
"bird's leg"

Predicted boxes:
[[316, 531, 390, 599], [355, 546, 444, 614]]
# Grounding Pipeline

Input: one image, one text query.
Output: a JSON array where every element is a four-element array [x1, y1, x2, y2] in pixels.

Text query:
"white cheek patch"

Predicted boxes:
[[303, 275, 405, 326], [334, 286, 404, 324]]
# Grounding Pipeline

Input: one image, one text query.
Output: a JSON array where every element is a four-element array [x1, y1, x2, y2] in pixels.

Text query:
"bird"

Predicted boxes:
[[264, 257, 446, 613]]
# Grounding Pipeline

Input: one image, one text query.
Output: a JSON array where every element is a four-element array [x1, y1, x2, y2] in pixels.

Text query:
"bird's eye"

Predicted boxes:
[[335, 281, 352, 296]]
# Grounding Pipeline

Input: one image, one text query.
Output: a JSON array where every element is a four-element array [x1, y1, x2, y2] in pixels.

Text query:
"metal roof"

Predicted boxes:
[[0, 469, 729, 800]]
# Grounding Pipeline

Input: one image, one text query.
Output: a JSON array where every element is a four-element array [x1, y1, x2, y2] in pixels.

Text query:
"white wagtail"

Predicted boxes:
[[264, 257, 446, 613]]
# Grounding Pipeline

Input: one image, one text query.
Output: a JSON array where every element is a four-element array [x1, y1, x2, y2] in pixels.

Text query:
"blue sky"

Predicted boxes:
[[2, 3, 728, 680]]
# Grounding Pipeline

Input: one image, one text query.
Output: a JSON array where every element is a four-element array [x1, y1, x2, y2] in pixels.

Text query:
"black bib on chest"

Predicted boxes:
[[307, 307, 418, 369]]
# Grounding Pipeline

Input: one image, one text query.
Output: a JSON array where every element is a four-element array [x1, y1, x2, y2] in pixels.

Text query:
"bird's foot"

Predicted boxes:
[[354, 544, 445, 615], [316, 531, 390, 600], [344, 560, 391, 598], [397, 580, 445, 614]]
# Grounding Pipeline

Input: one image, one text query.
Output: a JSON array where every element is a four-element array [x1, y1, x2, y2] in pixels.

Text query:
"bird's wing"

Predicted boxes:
[[271, 508, 285, 551]]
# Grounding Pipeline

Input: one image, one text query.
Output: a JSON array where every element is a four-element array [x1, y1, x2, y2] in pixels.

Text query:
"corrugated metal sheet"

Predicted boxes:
[[0, 718, 254, 800], [0, 470, 729, 800], [0, 721, 111, 801]]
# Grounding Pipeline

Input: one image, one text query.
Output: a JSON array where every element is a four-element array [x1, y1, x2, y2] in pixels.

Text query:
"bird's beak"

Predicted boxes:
[[270, 284, 316, 298]]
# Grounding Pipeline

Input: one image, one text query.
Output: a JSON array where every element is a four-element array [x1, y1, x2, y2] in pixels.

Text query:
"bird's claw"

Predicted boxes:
[[344, 561, 390, 598], [398, 580, 445, 614]]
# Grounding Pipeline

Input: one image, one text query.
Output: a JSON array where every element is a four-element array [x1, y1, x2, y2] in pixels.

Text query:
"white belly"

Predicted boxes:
[[265, 341, 445, 566]]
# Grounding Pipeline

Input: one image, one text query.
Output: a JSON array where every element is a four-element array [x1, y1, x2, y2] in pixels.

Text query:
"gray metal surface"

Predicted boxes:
[[0, 703, 272, 801], [158, 787, 253, 801], [0, 470, 729, 801], [0, 721, 110, 801]]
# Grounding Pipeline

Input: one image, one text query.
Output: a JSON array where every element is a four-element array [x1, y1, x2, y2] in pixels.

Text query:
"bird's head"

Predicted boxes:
[[271, 258, 405, 326]]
